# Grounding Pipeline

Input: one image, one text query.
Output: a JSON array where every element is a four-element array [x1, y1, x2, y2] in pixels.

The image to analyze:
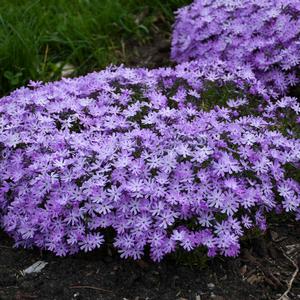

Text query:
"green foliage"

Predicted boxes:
[[0, 0, 190, 95]]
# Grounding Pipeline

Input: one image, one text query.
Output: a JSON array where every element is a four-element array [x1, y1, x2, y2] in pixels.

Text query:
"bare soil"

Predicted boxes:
[[0, 220, 299, 300]]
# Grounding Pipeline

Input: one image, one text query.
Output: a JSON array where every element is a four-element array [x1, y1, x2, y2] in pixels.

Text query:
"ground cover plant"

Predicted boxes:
[[0, 0, 189, 95], [0, 61, 299, 262], [171, 0, 300, 95]]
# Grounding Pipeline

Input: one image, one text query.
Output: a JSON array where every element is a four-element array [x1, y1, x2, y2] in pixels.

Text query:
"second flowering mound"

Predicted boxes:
[[0, 64, 299, 261], [171, 0, 300, 94]]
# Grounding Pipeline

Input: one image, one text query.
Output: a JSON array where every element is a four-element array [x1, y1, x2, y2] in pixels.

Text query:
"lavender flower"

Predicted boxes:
[[0, 63, 299, 261]]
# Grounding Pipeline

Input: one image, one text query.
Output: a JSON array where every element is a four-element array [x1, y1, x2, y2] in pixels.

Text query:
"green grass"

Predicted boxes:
[[0, 0, 190, 95]]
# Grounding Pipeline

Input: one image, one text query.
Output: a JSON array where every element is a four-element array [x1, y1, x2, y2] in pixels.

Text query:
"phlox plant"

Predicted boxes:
[[0, 63, 299, 261], [171, 0, 300, 95]]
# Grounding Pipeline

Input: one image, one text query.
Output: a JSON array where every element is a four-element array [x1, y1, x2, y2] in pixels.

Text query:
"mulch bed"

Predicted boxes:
[[0, 220, 299, 300]]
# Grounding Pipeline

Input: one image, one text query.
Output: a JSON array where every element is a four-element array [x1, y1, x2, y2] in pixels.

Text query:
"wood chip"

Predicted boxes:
[[22, 261, 48, 275], [240, 265, 247, 277], [246, 274, 264, 285]]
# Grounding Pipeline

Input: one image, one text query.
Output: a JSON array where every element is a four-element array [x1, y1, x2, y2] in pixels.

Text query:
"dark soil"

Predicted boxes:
[[1, 36, 300, 300], [120, 31, 174, 69], [0, 220, 299, 300]]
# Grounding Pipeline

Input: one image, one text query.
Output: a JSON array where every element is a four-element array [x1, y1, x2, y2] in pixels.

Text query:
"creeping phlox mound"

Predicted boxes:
[[0, 64, 299, 261], [171, 0, 300, 94]]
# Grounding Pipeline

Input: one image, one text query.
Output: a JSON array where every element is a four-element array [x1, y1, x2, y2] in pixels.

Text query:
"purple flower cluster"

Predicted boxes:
[[171, 0, 300, 94], [1, 63, 299, 260]]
